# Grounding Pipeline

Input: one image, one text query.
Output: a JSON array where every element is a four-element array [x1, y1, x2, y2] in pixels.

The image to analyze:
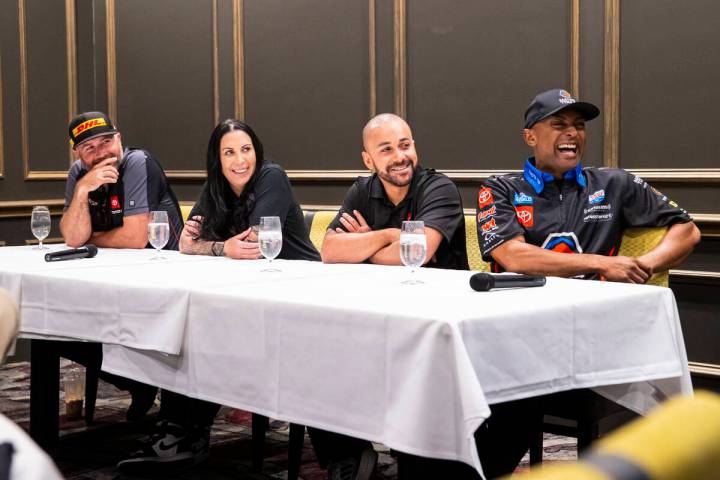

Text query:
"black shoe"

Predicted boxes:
[[126, 384, 158, 421], [116, 421, 210, 474], [328, 447, 378, 480]]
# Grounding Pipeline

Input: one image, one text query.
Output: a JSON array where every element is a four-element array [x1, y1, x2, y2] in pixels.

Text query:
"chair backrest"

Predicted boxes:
[[617, 227, 669, 287], [180, 204, 194, 223], [465, 214, 490, 272], [304, 211, 337, 251]]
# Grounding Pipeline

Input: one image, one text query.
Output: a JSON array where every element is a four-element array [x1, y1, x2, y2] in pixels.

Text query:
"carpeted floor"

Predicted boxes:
[[0, 360, 577, 479]]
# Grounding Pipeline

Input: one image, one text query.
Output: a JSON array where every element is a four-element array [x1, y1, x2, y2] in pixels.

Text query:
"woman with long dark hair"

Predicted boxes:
[[117, 119, 319, 475], [180, 119, 319, 261]]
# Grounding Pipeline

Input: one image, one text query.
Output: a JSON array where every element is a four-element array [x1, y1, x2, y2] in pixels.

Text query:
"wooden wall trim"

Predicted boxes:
[[212, 0, 219, 124], [233, 0, 244, 120], [670, 270, 720, 281], [689, 362, 720, 378], [369, 0, 376, 118], [285, 168, 720, 184], [571, 0, 580, 97], [0, 199, 65, 219], [18, 0, 77, 181], [0, 48, 4, 179], [393, 0, 406, 118], [603, 0, 620, 168]]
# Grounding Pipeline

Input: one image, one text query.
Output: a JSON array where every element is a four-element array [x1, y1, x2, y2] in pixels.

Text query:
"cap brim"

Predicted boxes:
[[72, 130, 118, 149], [526, 101, 600, 128]]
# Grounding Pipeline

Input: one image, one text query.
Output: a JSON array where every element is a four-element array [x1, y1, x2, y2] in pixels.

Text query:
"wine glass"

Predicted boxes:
[[31, 206, 51, 250], [399, 220, 426, 284], [147, 210, 169, 260], [258, 216, 282, 272]]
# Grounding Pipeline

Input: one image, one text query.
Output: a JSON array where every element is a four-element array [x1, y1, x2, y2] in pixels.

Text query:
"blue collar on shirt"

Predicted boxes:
[[522, 157, 586, 194]]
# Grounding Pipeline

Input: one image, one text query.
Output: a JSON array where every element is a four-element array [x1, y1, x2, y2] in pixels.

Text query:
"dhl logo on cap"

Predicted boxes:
[[72, 118, 107, 138]]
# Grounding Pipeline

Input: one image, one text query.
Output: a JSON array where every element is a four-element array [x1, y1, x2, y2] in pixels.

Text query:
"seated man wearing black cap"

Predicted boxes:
[[476, 88, 700, 281], [59, 113, 184, 435], [61, 111, 183, 248]]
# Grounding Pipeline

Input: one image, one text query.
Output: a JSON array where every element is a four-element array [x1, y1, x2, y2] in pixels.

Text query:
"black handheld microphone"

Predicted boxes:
[[44, 244, 98, 262], [469, 272, 546, 291]]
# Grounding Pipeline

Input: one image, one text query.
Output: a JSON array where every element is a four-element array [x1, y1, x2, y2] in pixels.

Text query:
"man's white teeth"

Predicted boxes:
[[558, 144, 577, 150]]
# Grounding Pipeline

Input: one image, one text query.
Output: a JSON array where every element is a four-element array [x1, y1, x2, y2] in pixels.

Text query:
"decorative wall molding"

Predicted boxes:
[[670, 269, 720, 281], [0, 199, 65, 219], [105, 0, 208, 178], [18, 0, 77, 181], [0, 49, 4, 179], [603, 0, 620, 169], [688, 362, 720, 378], [369, 0, 376, 118], [393, 0, 406, 118], [571, 0, 580, 97], [233, 0, 244, 120]]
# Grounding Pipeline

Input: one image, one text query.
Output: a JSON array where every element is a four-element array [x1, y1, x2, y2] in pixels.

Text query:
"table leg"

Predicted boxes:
[[287, 423, 305, 480], [29, 339, 59, 449], [251, 413, 269, 470]]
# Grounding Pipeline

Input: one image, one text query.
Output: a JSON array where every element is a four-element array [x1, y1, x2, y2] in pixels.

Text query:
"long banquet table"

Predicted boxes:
[[0, 245, 692, 476]]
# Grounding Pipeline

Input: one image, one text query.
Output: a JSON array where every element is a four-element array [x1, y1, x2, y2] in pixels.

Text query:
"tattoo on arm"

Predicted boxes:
[[183, 239, 215, 256]]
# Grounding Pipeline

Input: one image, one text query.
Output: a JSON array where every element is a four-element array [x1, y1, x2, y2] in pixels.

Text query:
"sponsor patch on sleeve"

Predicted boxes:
[[477, 188, 494, 209], [515, 205, 534, 227]]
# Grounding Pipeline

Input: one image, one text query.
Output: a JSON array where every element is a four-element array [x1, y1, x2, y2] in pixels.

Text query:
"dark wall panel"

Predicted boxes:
[[115, 0, 214, 171], [407, 0, 571, 170], [244, 0, 370, 170], [673, 277, 720, 365], [620, 0, 720, 169], [25, 0, 72, 172], [578, 0, 604, 168]]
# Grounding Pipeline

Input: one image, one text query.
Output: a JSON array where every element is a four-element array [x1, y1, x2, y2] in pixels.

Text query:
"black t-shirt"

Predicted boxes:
[[477, 158, 692, 277], [190, 162, 320, 261], [328, 166, 469, 270]]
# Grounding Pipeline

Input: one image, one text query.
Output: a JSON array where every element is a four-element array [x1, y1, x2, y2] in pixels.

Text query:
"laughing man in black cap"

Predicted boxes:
[[476, 89, 700, 281]]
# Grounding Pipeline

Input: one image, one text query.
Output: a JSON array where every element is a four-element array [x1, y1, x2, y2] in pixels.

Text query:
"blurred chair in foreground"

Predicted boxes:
[[1, 288, 64, 480], [505, 390, 720, 480]]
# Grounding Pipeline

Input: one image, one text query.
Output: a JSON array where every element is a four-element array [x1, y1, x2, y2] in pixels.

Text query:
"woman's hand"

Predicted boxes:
[[224, 227, 263, 260], [179, 215, 204, 252]]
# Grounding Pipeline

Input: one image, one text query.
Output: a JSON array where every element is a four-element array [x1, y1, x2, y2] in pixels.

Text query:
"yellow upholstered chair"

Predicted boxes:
[[180, 204, 194, 223], [618, 227, 669, 287], [465, 214, 491, 272], [507, 391, 720, 480], [305, 211, 337, 251]]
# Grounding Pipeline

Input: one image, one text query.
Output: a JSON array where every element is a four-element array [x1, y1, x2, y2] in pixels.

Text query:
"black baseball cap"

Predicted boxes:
[[523, 89, 600, 129], [68, 111, 118, 148]]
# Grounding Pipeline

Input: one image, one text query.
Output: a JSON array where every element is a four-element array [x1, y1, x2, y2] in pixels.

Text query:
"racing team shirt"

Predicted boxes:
[[328, 166, 469, 270], [65, 147, 183, 250], [476, 157, 692, 277]]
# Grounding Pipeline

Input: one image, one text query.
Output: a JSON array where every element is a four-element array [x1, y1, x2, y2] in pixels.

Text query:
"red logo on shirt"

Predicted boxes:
[[481, 218, 497, 232], [477, 188, 494, 208], [110, 195, 120, 210], [515, 206, 533, 227], [407, 211, 412, 221]]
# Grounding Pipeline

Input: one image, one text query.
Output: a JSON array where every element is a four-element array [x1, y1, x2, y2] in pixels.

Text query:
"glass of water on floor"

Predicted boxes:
[[31, 205, 51, 250], [259, 216, 282, 272], [400, 220, 426, 284], [148, 211, 169, 260]]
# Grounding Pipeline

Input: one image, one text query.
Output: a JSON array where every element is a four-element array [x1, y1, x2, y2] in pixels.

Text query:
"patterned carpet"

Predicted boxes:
[[0, 360, 577, 479]]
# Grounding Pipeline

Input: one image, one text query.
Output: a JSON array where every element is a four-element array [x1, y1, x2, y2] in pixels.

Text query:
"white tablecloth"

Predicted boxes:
[[0, 246, 692, 476]]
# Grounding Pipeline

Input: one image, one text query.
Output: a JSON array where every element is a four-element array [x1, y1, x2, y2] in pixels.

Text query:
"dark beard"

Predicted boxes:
[[377, 160, 413, 187]]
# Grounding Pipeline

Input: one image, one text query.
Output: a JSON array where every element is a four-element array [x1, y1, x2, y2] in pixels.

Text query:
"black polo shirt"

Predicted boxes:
[[476, 157, 692, 277], [328, 166, 469, 270], [190, 162, 320, 261]]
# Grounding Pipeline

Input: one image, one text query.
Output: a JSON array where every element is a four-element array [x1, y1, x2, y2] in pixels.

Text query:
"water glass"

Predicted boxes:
[[400, 220, 426, 284], [148, 210, 169, 260], [259, 216, 282, 272], [31, 206, 51, 250]]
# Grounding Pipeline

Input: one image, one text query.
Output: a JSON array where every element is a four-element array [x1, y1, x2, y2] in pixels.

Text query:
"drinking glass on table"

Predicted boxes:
[[147, 210, 169, 260], [30, 206, 51, 250], [399, 220, 426, 284], [258, 216, 282, 272]]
